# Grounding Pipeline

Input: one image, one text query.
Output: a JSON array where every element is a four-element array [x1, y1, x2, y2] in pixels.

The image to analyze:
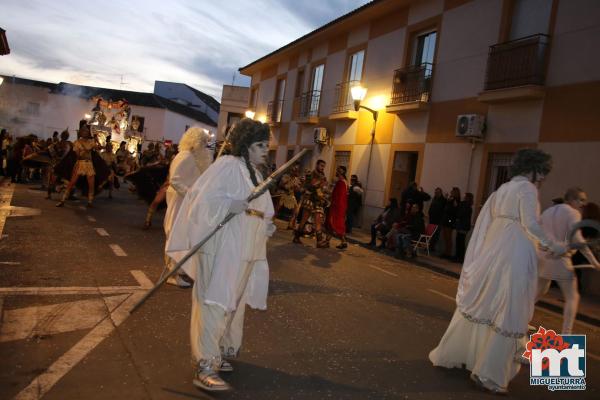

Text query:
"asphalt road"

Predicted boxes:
[[0, 179, 599, 400]]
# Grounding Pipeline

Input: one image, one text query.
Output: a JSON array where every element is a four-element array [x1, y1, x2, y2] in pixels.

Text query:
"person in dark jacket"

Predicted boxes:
[[400, 181, 431, 216], [427, 187, 446, 252], [369, 198, 401, 247], [441, 187, 461, 258], [346, 174, 364, 233], [453, 192, 473, 263]]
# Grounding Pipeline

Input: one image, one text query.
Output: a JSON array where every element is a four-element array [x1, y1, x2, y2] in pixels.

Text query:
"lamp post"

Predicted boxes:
[[350, 85, 379, 225]]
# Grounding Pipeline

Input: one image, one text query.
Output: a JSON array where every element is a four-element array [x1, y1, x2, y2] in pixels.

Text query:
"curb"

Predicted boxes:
[[346, 235, 600, 328]]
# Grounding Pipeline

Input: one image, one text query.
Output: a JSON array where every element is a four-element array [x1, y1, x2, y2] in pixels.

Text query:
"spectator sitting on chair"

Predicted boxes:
[[369, 198, 401, 248], [395, 203, 426, 259]]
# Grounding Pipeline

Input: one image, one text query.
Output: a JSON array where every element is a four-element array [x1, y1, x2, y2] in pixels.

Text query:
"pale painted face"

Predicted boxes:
[[568, 192, 588, 213], [248, 140, 269, 166]]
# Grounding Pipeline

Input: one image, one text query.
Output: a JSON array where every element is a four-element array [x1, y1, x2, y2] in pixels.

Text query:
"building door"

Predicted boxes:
[[274, 78, 286, 122], [509, 0, 552, 39], [332, 151, 351, 180], [345, 50, 365, 105], [484, 152, 513, 201], [309, 64, 324, 116], [389, 151, 418, 202]]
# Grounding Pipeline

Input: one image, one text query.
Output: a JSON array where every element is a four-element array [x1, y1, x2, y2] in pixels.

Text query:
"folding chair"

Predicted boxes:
[[412, 224, 438, 256]]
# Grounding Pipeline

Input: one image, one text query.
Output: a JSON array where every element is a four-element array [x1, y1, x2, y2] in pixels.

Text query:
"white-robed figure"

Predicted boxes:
[[429, 149, 566, 394], [164, 127, 212, 287], [537, 188, 599, 334], [166, 119, 275, 392]]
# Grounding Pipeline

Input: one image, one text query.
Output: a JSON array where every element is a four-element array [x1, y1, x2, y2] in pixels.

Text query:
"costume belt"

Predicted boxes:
[[245, 208, 264, 219], [496, 214, 518, 222]]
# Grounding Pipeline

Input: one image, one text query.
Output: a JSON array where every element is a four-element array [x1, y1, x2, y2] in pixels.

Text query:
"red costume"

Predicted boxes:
[[326, 178, 348, 236]]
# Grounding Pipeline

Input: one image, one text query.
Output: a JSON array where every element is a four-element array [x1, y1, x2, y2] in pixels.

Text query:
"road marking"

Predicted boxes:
[[0, 261, 21, 265], [130, 270, 154, 289], [87, 216, 96, 222], [0, 294, 129, 342], [4, 270, 150, 400], [0, 183, 15, 236], [428, 289, 455, 302], [366, 264, 398, 277], [0, 285, 147, 295], [109, 244, 127, 257], [95, 228, 109, 237]]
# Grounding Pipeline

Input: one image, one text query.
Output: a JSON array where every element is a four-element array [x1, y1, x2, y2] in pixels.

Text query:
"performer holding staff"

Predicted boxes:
[[429, 149, 566, 394], [537, 187, 600, 334], [166, 118, 275, 391]]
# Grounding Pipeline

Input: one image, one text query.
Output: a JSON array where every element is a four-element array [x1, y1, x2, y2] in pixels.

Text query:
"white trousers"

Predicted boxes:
[[190, 254, 251, 366], [537, 277, 580, 334]]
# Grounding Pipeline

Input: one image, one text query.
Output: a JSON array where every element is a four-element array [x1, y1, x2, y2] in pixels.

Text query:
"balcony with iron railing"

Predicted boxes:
[[479, 34, 550, 103], [386, 63, 433, 114], [295, 90, 321, 124], [329, 80, 360, 120], [266, 99, 284, 125]]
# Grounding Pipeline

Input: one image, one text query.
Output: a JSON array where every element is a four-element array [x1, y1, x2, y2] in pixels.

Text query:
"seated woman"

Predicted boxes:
[[369, 198, 401, 248], [394, 203, 425, 258]]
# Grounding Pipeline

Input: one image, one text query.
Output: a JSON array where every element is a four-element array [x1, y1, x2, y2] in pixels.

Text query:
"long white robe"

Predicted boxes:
[[430, 176, 552, 391], [165, 155, 273, 312], [163, 150, 207, 238]]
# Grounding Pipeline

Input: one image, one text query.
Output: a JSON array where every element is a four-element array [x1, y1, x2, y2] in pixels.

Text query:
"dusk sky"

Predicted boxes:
[[1, 0, 370, 100]]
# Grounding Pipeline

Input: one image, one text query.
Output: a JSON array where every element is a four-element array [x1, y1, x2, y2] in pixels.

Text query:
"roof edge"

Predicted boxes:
[[238, 0, 382, 75]]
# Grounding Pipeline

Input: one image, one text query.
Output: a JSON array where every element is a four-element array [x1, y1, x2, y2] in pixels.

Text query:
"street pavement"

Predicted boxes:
[[1, 179, 599, 400]]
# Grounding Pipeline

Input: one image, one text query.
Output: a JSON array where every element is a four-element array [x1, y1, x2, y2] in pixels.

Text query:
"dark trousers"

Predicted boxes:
[[346, 210, 358, 233], [455, 231, 467, 262]]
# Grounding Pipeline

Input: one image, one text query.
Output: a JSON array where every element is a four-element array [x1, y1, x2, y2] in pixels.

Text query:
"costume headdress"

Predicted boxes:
[[228, 118, 271, 186], [510, 148, 552, 179]]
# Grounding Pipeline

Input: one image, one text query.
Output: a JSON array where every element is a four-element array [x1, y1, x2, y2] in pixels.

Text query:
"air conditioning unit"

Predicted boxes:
[[314, 127, 329, 145], [456, 114, 485, 138]]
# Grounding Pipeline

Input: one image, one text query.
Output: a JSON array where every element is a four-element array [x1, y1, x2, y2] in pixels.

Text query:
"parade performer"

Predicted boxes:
[[274, 163, 302, 228], [537, 187, 600, 334], [163, 127, 212, 287], [292, 159, 329, 247], [100, 142, 118, 199], [56, 121, 103, 208], [166, 118, 275, 392], [429, 149, 566, 394], [46, 129, 72, 199], [324, 165, 348, 249]]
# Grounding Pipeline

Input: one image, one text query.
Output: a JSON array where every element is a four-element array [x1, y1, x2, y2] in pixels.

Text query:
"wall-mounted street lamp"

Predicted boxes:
[[350, 85, 379, 224], [245, 110, 255, 119]]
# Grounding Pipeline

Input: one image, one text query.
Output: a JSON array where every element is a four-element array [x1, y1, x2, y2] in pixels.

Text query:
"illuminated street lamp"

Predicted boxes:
[[245, 110, 255, 119], [350, 85, 379, 225]]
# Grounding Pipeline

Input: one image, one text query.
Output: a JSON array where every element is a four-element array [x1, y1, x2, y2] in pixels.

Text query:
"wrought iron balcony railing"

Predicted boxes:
[[332, 80, 360, 113], [484, 34, 550, 91], [297, 90, 321, 119], [267, 100, 284, 124], [389, 63, 433, 105]]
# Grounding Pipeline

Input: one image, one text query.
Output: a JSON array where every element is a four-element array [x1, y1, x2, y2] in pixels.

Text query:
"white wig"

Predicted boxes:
[[179, 127, 210, 153]]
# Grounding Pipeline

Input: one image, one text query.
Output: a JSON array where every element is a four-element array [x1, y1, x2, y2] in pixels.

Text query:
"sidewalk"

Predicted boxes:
[[346, 227, 600, 328]]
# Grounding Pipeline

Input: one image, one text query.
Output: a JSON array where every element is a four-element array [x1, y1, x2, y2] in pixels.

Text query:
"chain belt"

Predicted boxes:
[[245, 208, 264, 219]]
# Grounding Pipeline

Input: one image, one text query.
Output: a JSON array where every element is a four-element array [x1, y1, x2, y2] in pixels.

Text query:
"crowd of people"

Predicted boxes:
[[4, 121, 599, 395], [0, 124, 181, 209], [366, 182, 474, 262]]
